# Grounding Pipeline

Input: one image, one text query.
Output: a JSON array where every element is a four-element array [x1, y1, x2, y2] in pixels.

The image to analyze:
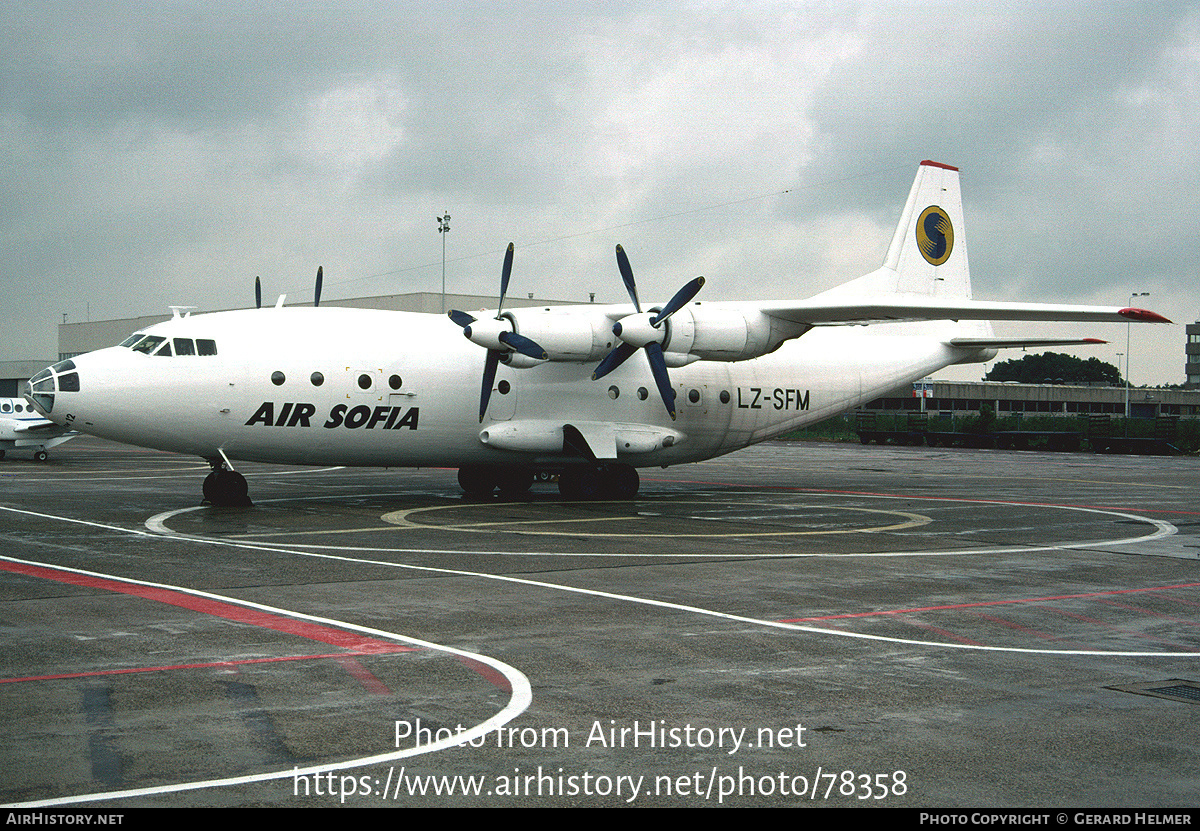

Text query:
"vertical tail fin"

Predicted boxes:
[[883, 160, 971, 298], [813, 161, 973, 305]]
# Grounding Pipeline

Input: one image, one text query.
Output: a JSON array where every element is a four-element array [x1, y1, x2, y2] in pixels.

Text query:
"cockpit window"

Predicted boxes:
[[125, 334, 217, 356], [52, 359, 76, 373], [131, 335, 165, 354]]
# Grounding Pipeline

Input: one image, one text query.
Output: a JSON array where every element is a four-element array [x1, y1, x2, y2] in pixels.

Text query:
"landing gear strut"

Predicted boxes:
[[202, 462, 252, 507]]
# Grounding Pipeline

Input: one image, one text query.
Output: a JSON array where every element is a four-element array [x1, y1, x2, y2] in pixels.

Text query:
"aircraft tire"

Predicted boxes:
[[203, 470, 251, 507], [34, 450, 48, 463], [496, 468, 534, 496], [0, 449, 6, 459], [458, 465, 498, 496], [559, 468, 603, 500], [604, 464, 640, 499]]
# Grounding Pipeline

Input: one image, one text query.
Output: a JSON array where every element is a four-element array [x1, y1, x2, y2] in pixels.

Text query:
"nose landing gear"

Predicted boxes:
[[202, 461, 252, 507]]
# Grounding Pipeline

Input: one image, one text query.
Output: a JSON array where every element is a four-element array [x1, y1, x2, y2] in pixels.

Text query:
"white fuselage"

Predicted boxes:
[[29, 305, 967, 470]]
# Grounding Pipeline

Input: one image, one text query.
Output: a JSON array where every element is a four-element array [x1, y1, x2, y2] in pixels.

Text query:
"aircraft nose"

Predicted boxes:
[[24, 359, 80, 421]]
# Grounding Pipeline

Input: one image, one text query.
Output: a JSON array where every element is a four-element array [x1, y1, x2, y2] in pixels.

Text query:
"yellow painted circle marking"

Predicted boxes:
[[380, 500, 931, 538]]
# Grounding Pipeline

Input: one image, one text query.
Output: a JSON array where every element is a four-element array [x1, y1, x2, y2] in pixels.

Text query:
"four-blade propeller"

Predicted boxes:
[[448, 244, 548, 422], [255, 267, 324, 309], [592, 245, 704, 421]]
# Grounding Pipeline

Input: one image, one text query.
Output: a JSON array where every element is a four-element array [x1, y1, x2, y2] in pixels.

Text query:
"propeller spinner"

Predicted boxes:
[[592, 245, 704, 421], [448, 244, 548, 422]]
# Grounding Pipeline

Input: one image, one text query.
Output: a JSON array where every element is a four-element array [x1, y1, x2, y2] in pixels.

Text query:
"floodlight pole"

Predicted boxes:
[[438, 212, 451, 314], [1125, 291, 1149, 421]]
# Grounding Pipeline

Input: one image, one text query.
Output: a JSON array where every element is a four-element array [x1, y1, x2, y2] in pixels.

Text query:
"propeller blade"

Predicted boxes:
[[479, 349, 500, 422], [255, 276, 262, 309], [496, 243, 514, 317], [314, 266, 323, 307], [498, 330, 547, 360], [592, 341, 638, 380], [615, 244, 641, 312], [652, 276, 705, 325], [644, 342, 676, 421], [447, 309, 476, 328]]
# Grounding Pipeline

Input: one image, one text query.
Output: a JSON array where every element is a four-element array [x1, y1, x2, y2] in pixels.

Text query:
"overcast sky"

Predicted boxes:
[[2, 1, 1196, 385]]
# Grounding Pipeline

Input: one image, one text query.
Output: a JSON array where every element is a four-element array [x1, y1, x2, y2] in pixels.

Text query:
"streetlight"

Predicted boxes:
[[1126, 291, 1149, 419], [437, 212, 451, 313]]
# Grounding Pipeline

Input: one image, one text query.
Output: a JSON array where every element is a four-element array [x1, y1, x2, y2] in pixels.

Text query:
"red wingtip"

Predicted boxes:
[[1082, 338, 1107, 344], [1119, 307, 1172, 323]]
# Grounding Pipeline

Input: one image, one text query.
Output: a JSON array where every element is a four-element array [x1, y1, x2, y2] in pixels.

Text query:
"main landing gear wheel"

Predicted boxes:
[[202, 468, 252, 507], [33, 450, 48, 463], [457, 466, 534, 498], [558, 464, 640, 500]]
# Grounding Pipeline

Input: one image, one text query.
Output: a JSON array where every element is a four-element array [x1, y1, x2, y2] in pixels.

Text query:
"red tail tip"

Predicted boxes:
[[1119, 307, 1172, 323]]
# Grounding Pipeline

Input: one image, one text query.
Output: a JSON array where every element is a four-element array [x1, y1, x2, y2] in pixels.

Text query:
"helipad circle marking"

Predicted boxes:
[[144, 491, 1176, 560], [135, 501, 1193, 658]]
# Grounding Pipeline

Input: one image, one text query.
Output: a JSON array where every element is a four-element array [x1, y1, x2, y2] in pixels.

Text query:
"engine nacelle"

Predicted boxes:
[[502, 310, 615, 363], [502, 304, 811, 367], [662, 304, 810, 361]]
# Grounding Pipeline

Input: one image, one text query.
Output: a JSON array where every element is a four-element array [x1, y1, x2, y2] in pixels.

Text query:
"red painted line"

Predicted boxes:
[[2, 559, 513, 694], [1039, 606, 1200, 652], [0, 559, 410, 653], [0, 649, 412, 685], [334, 655, 393, 695], [1160, 593, 1200, 609], [780, 582, 1200, 622], [1094, 598, 1200, 626], [897, 618, 982, 646], [455, 656, 512, 694], [968, 612, 1063, 643], [1038, 607, 1107, 626]]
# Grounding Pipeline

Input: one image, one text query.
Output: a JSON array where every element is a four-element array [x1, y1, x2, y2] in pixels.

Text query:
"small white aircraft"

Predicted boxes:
[[0, 397, 76, 461], [25, 161, 1167, 505]]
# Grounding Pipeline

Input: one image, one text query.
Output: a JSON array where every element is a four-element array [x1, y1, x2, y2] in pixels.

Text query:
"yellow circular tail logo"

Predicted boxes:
[[916, 206, 954, 266]]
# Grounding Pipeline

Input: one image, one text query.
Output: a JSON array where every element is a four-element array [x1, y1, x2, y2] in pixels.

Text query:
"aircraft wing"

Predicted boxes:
[[757, 298, 1171, 326], [947, 337, 1109, 349]]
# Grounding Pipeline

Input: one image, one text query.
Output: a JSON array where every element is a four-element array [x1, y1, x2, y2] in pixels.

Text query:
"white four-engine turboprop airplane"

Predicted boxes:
[[0, 397, 76, 461], [24, 161, 1168, 505]]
